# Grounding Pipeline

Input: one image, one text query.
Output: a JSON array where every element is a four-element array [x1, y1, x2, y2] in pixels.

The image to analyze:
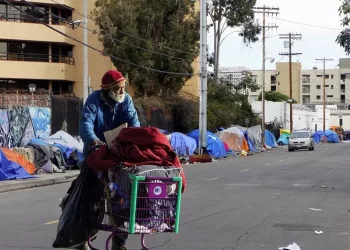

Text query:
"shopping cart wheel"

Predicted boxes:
[[141, 234, 149, 250]]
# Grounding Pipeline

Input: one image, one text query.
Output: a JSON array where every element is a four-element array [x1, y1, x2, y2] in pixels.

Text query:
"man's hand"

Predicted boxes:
[[90, 139, 105, 146]]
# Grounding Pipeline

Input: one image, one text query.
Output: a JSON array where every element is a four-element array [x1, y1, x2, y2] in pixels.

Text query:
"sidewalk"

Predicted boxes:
[[0, 170, 80, 193]]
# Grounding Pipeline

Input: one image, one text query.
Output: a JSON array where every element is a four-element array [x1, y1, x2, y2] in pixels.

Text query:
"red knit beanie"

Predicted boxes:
[[101, 70, 126, 89]]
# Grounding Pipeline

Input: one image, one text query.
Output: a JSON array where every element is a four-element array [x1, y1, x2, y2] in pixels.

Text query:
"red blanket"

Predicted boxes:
[[87, 127, 186, 191]]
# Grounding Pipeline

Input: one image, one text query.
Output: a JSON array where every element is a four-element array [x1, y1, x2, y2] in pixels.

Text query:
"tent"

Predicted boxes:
[[313, 131, 325, 144], [1, 148, 36, 175], [0, 149, 34, 181], [247, 125, 263, 151], [265, 130, 277, 148], [277, 130, 290, 145], [187, 129, 227, 159], [325, 129, 340, 143], [216, 127, 249, 152], [169, 132, 197, 156]]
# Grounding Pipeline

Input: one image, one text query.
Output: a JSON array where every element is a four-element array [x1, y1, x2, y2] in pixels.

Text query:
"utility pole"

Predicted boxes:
[[316, 58, 333, 132], [279, 33, 302, 132], [83, 0, 89, 102], [253, 6, 279, 148], [198, 0, 208, 154]]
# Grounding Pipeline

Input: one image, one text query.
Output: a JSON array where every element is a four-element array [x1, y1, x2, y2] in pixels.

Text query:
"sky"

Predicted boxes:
[[208, 0, 347, 71]]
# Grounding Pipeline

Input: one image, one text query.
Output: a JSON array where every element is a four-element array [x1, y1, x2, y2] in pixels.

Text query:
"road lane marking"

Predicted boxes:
[[206, 177, 219, 181], [264, 163, 271, 166], [241, 169, 250, 172], [45, 220, 59, 225]]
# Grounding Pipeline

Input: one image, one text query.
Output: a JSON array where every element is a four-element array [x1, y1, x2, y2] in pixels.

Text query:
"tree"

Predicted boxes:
[[206, 78, 259, 130], [207, 0, 261, 84], [336, 0, 350, 54], [257, 91, 296, 103], [92, 0, 200, 97]]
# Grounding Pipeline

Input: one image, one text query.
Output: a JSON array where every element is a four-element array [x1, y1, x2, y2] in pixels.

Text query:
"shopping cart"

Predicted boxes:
[[88, 169, 183, 250]]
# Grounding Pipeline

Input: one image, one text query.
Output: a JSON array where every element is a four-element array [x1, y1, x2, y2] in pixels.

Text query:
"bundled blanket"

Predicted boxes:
[[87, 127, 186, 191]]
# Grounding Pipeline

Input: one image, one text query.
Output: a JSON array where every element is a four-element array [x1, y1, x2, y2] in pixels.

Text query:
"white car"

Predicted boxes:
[[288, 130, 315, 152]]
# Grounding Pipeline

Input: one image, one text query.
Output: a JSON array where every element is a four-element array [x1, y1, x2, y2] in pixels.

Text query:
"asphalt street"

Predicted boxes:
[[1, 143, 350, 250]]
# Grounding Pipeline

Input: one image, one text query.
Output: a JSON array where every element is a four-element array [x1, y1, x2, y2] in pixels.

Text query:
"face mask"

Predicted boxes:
[[109, 90, 125, 103]]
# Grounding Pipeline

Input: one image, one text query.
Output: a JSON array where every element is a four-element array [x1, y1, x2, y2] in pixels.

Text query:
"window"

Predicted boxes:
[[317, 75, 323, 78], [316, 85, 321, 89], [271, 86, 276, 91], [331, 85, 334, 89], [331, 75, 334, 79], [327, 95, 333, 98], [317, 95, 321, 100], [325, 85, 329, 87], [325, 75, 329, 79], [341, 74, 346, 82]]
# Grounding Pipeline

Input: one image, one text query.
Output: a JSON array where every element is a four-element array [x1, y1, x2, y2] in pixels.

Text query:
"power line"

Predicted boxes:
[[22, 0, 200, 64], [5, 0, 193, 76], [275, 17, 341, 31], [48, 0, 196, 56]]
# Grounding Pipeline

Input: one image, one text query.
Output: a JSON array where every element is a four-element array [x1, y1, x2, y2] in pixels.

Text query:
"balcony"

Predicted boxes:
[[0, 21, 75, 44], [0, 53, 75, 81], [30, 0, 75, 8], [0, 52, 74, 64], [302, 77, 311, 84]]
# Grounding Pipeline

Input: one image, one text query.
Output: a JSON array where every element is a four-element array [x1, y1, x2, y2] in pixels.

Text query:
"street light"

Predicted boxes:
[[28, 83, 36, 105]]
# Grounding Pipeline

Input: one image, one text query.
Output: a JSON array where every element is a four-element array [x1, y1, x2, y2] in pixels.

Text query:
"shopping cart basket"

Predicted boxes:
[[88, 168, 183, 250]]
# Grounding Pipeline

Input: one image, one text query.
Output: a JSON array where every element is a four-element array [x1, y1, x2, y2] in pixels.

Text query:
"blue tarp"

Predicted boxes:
[[0, 150, 34, 181], [325, 129, 340, 143], [187, 129, 227, 159], [242, 130, 257, 152], [265, 130, 277, 148], [313, 131, 326, 144], [170, 132, 197, 156], [277, 133, 290, 145]]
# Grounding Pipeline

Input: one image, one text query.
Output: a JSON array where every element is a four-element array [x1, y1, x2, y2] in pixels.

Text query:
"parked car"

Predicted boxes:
[[288, 130, 314, 152]]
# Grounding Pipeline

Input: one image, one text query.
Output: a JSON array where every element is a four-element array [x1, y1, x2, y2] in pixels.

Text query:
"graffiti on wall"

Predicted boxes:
[[0, 107, 51, 148], [29, 107, 51, 138], [8, 107, 31, 147]]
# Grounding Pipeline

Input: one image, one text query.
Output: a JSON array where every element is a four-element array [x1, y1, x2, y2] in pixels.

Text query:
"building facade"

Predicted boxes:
[[0, 0, 200, 99], [221, 59, 350, 109], [0, 0, 116, 98]]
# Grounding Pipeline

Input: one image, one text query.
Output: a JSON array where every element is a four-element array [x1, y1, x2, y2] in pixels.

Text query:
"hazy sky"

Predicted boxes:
[[208, 0, 347, 71]]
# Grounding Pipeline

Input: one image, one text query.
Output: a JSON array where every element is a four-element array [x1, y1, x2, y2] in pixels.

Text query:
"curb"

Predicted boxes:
[[0, 173, 79, 194]]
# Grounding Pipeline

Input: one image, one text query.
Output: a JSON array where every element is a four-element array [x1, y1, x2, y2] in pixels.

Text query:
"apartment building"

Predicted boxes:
[[300, 58, 350, 108], [0, 0, 116, 98], [0, 0, 200, 98], [276, 62, 301, 103], [249, 69, 276, 102]]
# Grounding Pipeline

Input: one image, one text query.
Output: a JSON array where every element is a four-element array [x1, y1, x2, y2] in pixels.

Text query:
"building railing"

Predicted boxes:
[[0, 13, 72, 27], [0, 53, 75, 65], [341, 89, 345, 93], [0, 13, 50, 24], [302, 89, 310, 94]]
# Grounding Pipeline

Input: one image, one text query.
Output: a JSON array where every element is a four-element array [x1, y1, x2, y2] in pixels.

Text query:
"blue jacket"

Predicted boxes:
[[79, 90, 140, 158]]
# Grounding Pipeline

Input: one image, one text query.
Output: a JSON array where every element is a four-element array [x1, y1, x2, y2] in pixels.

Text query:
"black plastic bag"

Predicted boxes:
[[52, 167, 105, 248]]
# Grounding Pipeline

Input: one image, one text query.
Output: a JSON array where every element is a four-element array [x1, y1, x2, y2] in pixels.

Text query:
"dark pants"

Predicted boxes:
[[112, 234, 128, 248]]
